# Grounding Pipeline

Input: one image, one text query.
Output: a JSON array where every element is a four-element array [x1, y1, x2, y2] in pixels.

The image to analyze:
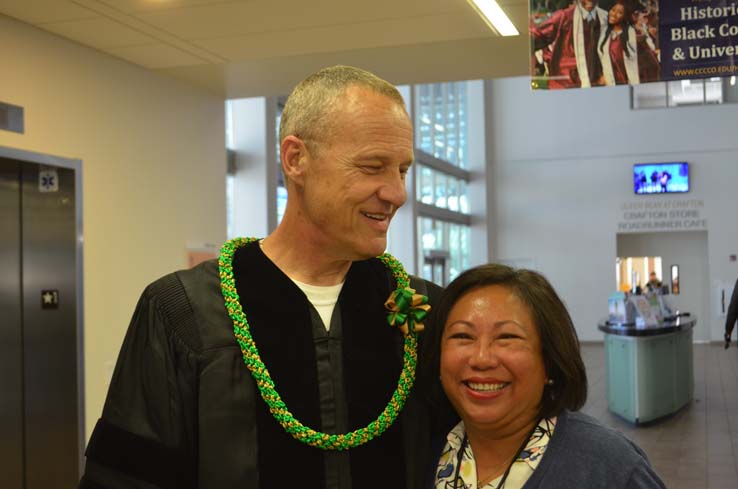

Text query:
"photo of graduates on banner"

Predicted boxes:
[[530, 0, 661, 89]]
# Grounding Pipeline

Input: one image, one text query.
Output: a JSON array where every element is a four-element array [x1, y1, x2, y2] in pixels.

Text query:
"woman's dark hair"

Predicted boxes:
[[419, 263, 588, 422], [599, 1, 634, 58]]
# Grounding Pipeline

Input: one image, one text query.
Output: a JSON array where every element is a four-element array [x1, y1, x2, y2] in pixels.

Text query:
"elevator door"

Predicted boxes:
[[0, 157, 80, 489]]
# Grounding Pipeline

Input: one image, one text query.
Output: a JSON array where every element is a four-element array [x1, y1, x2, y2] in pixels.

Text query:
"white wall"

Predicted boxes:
[[0, 15, 226, 439], [487, 77, 738, 342]]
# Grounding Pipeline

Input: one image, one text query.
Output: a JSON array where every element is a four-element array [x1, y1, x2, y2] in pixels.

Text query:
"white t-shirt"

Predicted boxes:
[[292, 279, 344, 331], [259, 239, 344, 331]]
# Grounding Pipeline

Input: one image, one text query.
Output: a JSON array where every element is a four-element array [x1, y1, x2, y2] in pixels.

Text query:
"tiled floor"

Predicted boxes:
[[580, 343, 738, 489]]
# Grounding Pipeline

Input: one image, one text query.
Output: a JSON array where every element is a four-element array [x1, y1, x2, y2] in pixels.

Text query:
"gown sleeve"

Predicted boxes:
[[78, 275, 201, 489], [725, 279, 738, 339], [530, 10, 562, 51]]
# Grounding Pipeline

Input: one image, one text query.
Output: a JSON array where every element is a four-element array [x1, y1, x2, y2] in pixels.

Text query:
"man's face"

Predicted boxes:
[[579, 0, 596, 12], [298, 86, 414, 260]]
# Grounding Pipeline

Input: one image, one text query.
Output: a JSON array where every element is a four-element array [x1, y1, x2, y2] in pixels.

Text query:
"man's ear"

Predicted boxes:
[[281, 135, 309, 187]]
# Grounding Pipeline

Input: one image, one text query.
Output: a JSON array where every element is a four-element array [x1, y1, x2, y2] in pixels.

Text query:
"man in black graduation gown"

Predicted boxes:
[[78, 65, 442, 489]]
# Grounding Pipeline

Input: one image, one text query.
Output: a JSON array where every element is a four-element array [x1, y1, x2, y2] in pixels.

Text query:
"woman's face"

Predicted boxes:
[[440, 285, 547, 436], [609, 4, 625, 25]]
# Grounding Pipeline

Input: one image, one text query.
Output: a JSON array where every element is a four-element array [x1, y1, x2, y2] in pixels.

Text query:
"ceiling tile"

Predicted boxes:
[[0, 0, 530, 97], [97, 0, 255, 14], [106, 42, 207, 68], [197, 11, 489, 61], [0, 0, 97, 23], [42, 17, 157, 48], [136, 0, 468, 40], [157, 35, 527, 98]]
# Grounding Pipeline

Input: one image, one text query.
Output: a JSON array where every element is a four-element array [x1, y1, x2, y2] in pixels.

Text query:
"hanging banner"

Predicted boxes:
[[662, 1, 738, 81], [530, 0, 738, 90]]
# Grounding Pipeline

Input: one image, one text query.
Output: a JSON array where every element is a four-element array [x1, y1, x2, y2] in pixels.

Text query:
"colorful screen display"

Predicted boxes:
[[634, 162, 689, 194]]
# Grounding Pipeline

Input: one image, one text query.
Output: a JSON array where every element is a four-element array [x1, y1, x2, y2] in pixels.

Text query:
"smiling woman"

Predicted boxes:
[[440, 284, 548, 441], [421, 264, 667, 489]]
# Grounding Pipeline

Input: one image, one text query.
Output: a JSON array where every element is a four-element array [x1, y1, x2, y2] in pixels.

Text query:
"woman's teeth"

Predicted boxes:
[[466, 382, 508, 392]]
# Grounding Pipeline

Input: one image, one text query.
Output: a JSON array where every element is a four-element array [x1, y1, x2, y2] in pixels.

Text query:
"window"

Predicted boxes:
[[414, 82, 473, 286], [418, 217, 470, 285], [415, 83, 467, 168], [416, 164, 470, 213], [632, 76, 738, 108]]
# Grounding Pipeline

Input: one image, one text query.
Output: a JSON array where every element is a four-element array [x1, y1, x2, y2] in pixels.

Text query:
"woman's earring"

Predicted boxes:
[[546, 378, 554, 386]]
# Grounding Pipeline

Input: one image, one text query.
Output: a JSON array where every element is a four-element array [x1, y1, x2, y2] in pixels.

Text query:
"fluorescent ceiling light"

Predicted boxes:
[[467, 0, 519, 36]]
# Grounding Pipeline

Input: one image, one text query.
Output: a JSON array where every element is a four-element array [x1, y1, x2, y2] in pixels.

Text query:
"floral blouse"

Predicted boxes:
[[434, 417, 557, 489]]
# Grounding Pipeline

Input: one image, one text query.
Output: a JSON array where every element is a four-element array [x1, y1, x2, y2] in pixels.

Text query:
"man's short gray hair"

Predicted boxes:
[[279, 65, 407, 152]]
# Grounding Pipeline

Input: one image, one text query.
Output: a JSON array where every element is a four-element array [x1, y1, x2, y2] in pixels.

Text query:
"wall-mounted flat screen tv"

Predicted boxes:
[[633, 162, 689, 194]]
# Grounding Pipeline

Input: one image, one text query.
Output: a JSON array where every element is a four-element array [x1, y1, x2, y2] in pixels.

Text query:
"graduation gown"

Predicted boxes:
[[79, 242, 441, 489], [530, 4, 607, 89]]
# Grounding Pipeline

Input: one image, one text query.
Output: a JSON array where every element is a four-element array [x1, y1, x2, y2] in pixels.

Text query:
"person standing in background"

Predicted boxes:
[[531, 0, 608, 88], [598, 0, 639, 86]]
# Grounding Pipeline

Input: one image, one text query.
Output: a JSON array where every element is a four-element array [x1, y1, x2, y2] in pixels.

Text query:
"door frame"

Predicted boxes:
[[616, 230, 710, 343], [0, 146, 85, 475]]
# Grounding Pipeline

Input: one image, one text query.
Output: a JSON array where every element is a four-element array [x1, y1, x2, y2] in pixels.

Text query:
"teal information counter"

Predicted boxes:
[[598, 316, 695, 424]]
